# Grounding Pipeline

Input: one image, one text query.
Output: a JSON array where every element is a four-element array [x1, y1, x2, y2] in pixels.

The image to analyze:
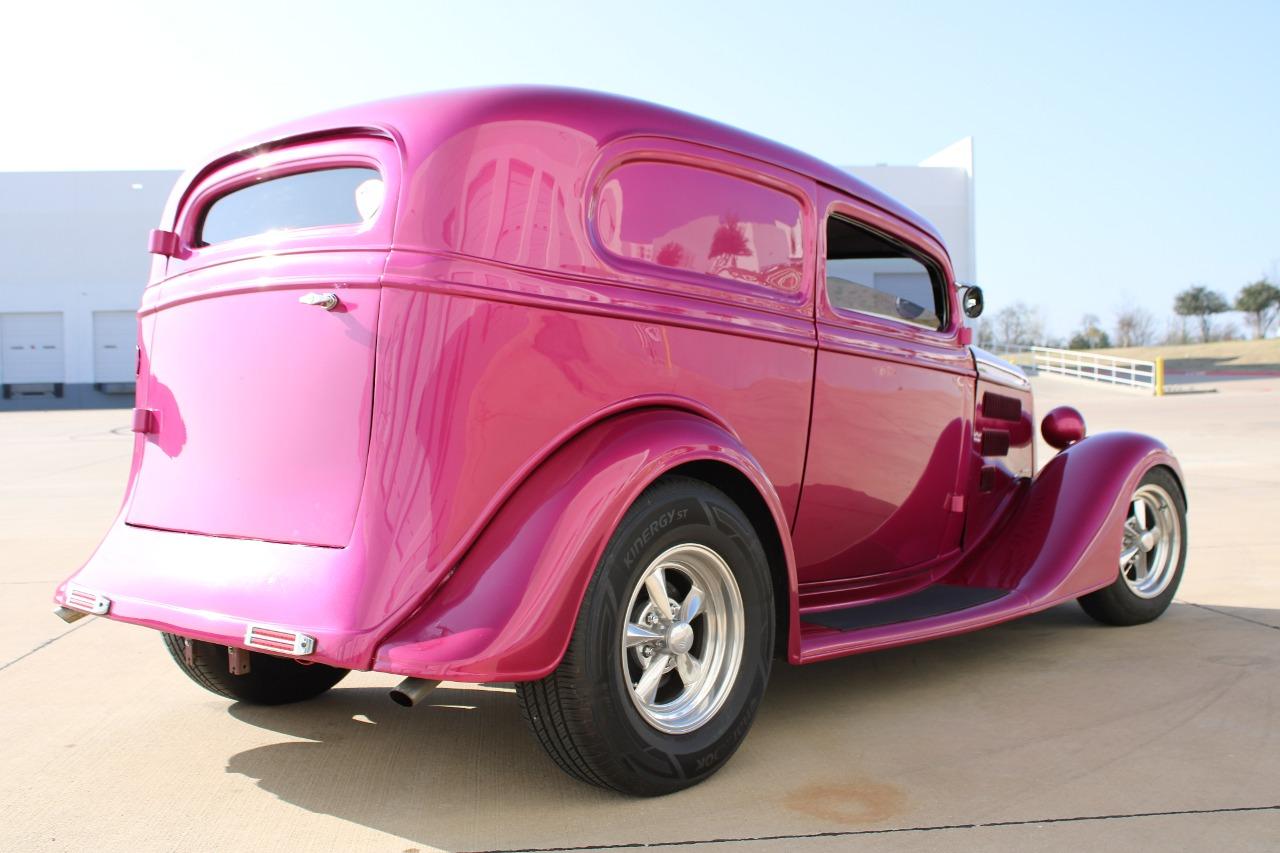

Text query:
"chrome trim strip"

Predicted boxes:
[[971, 346, 1031, 390]]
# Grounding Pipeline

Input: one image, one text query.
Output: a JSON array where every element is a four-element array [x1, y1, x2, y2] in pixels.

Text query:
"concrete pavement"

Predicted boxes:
[[1, 376, 1277, 852]]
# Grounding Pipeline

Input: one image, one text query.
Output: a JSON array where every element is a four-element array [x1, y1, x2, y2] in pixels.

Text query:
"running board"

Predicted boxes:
[[804, 585, 1010, 632], [798, 584, 1028, 664]]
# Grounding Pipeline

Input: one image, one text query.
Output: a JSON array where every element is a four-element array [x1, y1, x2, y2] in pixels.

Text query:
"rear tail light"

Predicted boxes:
[[65, 585, 111, 615], [243, 624, 316, 656]]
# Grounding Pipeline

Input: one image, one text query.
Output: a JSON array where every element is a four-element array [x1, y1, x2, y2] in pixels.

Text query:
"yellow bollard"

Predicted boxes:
[[1154, 357, 1165, 397]]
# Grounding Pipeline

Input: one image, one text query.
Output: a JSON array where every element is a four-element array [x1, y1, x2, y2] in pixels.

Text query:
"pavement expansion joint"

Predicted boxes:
[[1183, 601, 1280, 632], [0, 616, 97, 675], [467, 804, 1280, 853]]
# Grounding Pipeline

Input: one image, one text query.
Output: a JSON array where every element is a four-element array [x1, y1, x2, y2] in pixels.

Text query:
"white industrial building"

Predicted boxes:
[[0, 171, 177, 408], [845, 137, 977, 286], [0, 139, 974, 409]]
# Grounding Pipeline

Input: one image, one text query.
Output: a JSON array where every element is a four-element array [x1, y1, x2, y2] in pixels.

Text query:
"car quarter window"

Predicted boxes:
[[595, 161, 805, 298], [824, 214, 945, 330], [198, 167, 384, 246]]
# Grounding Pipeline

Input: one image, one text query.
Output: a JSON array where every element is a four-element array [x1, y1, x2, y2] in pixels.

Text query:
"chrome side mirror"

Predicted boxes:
[[958, 284, 984, 319]]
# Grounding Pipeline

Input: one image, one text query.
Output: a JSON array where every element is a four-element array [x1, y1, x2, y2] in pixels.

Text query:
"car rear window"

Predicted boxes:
[[198, 167, 384, 246]]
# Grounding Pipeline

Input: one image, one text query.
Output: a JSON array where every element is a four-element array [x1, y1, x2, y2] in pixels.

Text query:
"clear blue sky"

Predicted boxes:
[[3, 1, 1276, 337]]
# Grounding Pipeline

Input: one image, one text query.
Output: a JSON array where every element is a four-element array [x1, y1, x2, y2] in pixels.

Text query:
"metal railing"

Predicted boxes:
[[1031, 346, 1163, 395], [980, 343, 1036, 369], [980, 343, 1035, 359]]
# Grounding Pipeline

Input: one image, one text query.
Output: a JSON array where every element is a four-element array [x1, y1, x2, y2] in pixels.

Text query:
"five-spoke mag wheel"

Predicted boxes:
[[1119, 483, 1182, 599], [1080, 467, 1187, 626], [621, 543, 745, 734], [516, 475, 774, 796]]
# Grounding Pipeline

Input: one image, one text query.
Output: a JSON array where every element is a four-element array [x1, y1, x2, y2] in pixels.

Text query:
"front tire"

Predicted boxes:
[[1078, 467, 1187, 626], [161, 633, 349, 705], [517, 476, 774, 796]]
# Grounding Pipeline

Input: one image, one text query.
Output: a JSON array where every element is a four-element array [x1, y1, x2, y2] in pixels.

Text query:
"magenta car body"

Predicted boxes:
[[54, 87, 1187, 794]]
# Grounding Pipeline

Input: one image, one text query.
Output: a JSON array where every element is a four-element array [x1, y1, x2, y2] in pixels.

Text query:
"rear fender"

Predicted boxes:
[[373, 408, 797, 681], [954, 431, 1184, 604]]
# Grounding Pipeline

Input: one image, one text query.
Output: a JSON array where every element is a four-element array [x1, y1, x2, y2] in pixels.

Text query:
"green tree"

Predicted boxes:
[[1235, 279, 1280, 339], [1068, 314, 1112, 350], [656, 241, 687, 268], [707, 214, 751, 270], [1173, 285, 1230, 342]]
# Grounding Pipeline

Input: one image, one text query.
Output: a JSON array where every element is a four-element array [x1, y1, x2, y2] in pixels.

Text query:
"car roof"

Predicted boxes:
[[188, 86, 947, 250]]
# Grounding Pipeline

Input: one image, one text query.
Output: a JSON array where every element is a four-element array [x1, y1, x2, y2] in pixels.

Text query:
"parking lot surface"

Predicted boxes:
[[2, 376, 1277, 852]]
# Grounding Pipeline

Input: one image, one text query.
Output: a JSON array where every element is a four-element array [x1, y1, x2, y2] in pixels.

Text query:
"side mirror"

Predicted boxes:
[[959, 285, 984, 319]]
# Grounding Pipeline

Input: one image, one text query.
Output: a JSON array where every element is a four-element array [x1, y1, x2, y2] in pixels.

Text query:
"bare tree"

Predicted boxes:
[[1211, 319, 1242, 342], [973, 317, 998, 349], [1162, 317, 1193, 346], [993, 302, 1045, 347], [1113, 304, 1156, 347]]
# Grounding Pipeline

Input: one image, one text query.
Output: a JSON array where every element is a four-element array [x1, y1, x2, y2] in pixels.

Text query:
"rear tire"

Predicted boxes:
[[517, 475, 774, 796], [1078, 467, 1187, 626], [161, 633, 348, 705]]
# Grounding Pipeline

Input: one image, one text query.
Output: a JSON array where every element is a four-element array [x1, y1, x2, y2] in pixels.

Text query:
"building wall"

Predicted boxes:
[[0, 152, 973, 409], [0, 170, 178, 408], [845, 137, 976, 284]]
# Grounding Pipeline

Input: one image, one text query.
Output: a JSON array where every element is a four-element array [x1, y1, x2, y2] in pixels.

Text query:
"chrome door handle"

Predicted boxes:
[[299, 292, 340, 311]]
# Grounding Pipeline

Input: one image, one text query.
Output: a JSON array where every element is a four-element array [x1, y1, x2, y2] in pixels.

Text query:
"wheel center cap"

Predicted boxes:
[[666, 622, 694, 655], [1140, 528, 1157, 550]]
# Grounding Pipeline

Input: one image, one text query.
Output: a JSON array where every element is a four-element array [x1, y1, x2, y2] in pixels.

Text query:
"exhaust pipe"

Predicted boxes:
[[53, 606, 88, 624], [389, 677, 440, 707]]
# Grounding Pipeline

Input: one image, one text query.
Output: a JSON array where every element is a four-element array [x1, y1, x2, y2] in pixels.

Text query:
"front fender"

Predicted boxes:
[[957, 431, 1184, 605], [373, 408, 797, 681]]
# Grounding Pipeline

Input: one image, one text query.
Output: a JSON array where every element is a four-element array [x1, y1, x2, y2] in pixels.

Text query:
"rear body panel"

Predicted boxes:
[[128, 256, 382, 547], [128, 132, 399, 547]]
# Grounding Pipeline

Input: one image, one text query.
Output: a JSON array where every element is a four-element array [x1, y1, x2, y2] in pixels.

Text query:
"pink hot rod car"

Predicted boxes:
[[55, 87, 1187, 796]]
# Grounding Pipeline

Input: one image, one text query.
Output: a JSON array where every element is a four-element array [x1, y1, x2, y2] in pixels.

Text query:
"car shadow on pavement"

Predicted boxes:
[[223, 601, 1274, 850]]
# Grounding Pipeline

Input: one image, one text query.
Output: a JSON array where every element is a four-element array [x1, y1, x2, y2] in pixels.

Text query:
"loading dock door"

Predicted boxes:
[[93, 311, 137, 383], [1, 312, 65, 384]]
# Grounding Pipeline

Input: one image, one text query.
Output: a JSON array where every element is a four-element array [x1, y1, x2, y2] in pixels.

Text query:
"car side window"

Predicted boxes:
[[825, 215, 944, 330], [595, 160, 806, 298]]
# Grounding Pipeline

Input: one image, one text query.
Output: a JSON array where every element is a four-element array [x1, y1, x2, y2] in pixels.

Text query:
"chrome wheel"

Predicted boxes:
[[621, 543, 745, 735], [1119, 483, 1182, 599]]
